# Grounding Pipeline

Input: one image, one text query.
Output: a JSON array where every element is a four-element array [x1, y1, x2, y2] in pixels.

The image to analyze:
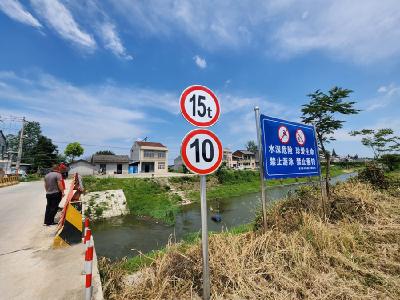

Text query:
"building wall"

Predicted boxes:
[[173, 156, 183, 171], [139, 147, 168, 174], [130, 143, 140, 161], [95, 163, 129, 175], [69, 161, 95, 176], [0, 133, 6, 160]]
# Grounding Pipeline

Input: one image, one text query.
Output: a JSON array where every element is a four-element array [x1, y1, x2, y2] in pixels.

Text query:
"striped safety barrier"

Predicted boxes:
[[53, 173, 83, 248], [85, 236, 94, 300], [0, 175, 19, 187]]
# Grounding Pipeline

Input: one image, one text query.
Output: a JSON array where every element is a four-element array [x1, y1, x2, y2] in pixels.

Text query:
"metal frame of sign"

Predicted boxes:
[[180, 85, 221, 127]]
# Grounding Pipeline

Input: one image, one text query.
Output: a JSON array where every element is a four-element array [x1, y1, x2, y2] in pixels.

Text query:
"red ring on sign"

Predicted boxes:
[[278, 125, 290, 144], [180, 85, 220, 127], [295, 129, 306, 146], [181, 129, 223, 175]]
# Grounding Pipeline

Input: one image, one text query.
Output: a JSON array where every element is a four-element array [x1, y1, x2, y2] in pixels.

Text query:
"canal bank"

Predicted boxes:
[[92, 173, 356, 259]]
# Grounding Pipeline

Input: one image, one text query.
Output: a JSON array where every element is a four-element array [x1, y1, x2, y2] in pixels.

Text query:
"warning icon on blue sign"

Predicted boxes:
[[260, 115, 320, 179]]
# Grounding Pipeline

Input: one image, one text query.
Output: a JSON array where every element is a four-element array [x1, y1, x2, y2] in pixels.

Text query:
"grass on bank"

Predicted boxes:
[[83, 177, 181, 224], [174, 165, 354, 202], [99, 174, 400, 300]]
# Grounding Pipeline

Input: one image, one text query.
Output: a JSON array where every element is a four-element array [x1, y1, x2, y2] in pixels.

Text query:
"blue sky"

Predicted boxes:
[[0, 0, 399, 163]]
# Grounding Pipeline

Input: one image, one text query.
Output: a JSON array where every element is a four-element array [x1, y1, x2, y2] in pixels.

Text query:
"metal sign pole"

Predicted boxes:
[[200, 175, 210, 300], [313, 125, 327, 219], [254, 107, 267, 233]]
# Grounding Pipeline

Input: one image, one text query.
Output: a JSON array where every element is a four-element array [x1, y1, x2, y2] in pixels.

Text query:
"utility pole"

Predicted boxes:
[[16, 117, 25, 175]]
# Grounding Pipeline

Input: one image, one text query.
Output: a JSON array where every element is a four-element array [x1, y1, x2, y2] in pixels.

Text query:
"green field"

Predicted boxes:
[[83, 177, 181, 224], [180, 165, 355, 202]]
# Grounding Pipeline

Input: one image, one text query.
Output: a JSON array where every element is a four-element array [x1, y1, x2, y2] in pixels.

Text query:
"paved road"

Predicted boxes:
[[0, 180, 95, 300]]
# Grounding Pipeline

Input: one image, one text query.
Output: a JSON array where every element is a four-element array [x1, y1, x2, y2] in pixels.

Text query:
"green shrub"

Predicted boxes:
[[357, 163, 389, 189]]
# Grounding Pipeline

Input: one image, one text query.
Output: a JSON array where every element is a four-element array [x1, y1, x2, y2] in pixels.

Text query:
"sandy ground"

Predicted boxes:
[[0, 180, 103, 300]]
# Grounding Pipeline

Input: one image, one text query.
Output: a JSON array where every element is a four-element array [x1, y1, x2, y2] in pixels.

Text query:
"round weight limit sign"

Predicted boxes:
[[181, 129, 223, 175], [180, 85, 220, 127]]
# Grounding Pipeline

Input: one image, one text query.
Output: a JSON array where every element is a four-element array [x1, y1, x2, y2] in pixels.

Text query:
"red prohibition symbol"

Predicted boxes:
[[278, 125, 290, 144], [180, 85, 220, 127], [295, 129, 306, 146]]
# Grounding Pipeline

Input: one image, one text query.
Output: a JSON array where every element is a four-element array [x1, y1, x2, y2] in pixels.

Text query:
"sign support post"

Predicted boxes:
[[200, 175, 210, 300], [254, 106, 267, 232], [180, 85, 222, 300], [313, 126, 327, 220]]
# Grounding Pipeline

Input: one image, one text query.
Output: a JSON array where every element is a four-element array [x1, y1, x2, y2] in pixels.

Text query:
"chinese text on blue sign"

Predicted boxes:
[[260, 115, 320, 179]]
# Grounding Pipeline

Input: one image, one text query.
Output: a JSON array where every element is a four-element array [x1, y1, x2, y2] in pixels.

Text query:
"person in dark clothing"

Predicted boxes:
[[44, 164, 65, 226]]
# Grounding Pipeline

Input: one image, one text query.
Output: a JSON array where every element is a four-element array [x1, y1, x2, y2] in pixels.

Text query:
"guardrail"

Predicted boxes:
[[53, 173, 84, 247], [0, 175, 19, 188]]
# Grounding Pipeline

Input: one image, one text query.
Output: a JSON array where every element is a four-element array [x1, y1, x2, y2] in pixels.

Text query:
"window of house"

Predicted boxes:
[[144, 150, 155, 158], [158, 152, 166, 158], [100, 164, 106, 172], [158, 162, 165, 169]]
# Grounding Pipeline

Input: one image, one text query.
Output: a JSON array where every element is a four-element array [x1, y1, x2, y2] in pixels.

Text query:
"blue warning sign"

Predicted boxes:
[[260, 115, 321, 179]]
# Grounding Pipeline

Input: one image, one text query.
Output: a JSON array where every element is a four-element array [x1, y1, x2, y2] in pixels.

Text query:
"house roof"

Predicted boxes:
[[136, 141, 167, 148], [92, 155, 129, 164], [234, 150, 255, 155], [69, 159, 94, 166]]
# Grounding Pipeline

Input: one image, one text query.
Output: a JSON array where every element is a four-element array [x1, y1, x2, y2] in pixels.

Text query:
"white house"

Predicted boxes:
[[69, 160, 96, 176], [91, 155, 129, 175], [130, 141, 168, 174], [173, 155, 183, 171]]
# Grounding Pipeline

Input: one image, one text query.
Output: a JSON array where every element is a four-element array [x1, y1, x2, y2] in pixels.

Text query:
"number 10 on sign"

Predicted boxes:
[[181, 129, 222, 175]]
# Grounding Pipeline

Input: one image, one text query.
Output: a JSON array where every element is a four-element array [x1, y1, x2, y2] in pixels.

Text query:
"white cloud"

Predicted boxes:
[[0, 0, 42, 27], [0, 71, 180, 155], [272, 0, 400, 63], [365, 83, 400, 111], [99, 22, 132, 60], [193, 55, 206, 69], [30, 0, 96, 49], [110, 0, 400, 64]]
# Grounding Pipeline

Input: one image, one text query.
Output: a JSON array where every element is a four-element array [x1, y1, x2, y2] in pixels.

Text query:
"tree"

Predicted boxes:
[[379, 154, 400, 171], [301, 87, 360, 196], [31, 136, 59, 170], [350, 128, 400, 159], [6, 121, 42, 163], [95, 150, 115, 155], [331, 148, 338, 157], [64, 142, 84, 162], [245, 140, 257, 153]]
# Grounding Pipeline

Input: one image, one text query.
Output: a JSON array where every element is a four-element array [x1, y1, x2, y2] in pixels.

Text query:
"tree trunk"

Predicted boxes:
[[325, 152, 331, 197]]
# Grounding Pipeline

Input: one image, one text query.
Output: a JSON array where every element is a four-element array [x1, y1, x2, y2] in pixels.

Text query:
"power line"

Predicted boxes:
[[53, 141, 131, 149]]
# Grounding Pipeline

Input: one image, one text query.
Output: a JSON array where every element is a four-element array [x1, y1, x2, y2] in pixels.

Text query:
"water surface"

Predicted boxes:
[[93, 173, 356, 259]]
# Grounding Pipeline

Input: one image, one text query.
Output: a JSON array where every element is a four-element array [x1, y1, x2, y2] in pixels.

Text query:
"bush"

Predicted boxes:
[[357, 163, 389, 189], [379, 154, 400, 171]]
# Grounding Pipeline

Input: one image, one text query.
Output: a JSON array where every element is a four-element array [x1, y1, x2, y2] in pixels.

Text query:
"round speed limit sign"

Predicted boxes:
[[181, 129, 223, 175], [180, 85, 220, 127]]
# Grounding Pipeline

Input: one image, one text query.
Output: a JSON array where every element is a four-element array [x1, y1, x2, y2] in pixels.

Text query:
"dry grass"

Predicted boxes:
[[100, 181, 400, 299]]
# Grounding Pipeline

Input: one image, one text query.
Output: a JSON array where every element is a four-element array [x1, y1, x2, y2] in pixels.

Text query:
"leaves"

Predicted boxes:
[[301, 86, 360, 153], [64, 142, 84, 161], [350, 128, 400, 158]]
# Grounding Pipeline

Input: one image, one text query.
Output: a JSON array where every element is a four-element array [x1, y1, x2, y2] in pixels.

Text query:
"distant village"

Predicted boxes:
[[0, 129, 372, 178]]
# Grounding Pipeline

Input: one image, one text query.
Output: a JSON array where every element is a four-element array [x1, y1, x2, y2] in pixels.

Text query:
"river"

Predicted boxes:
[[92, 173, 356, 259]]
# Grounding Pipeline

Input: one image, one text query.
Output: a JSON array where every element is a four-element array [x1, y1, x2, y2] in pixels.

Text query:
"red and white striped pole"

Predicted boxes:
[[83, 218, 90, 243], [85, 236, 94, 300], [84, 228, 92, 251]]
